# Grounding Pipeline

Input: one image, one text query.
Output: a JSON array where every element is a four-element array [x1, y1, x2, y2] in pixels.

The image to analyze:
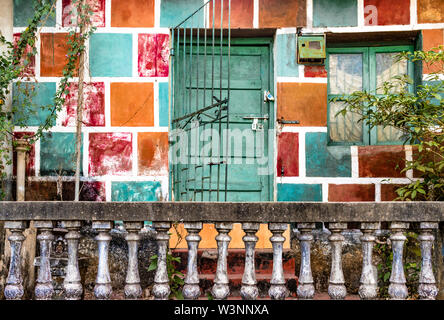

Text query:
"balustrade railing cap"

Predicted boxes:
[[0, 201, 443, 223]]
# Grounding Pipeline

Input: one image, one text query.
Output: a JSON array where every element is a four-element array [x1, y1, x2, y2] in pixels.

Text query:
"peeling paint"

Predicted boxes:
[[89, 133, 133, 176], [62, 0, 105, 27], [138, 34, 169, 77], [62, 82, 105, 127]]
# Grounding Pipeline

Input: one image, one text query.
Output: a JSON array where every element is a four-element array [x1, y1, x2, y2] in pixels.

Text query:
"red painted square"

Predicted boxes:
[[62, 82, 105, 127], [138, 34, 169, 77], [89, 133, 132, 176], [277, 133, 299, 177], [381, 184, 407, 201], [364, 0, 410, 26], [13, 33, 35, 77], [358, 145, 406, 178], [13, 132, 35, 176], [62, 0, 105, 27], [328, 184, 375, 202], [304, 65, 327, 78], [80, 181, 106, 201]]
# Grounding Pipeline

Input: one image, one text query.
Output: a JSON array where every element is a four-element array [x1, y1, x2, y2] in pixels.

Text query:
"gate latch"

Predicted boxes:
[[243, 115, 268, 131]]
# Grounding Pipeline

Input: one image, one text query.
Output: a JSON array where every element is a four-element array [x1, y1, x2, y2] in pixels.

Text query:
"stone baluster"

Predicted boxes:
[[268, 223, 288, 300], [4, 221, 28, 300], [359, 222, 379, 300], [388, 222, 409, 300], [62, 221, 83, 300], [418, 222, 439, 300], [327, 223, 347, 300], [183, 222, 202, 300], [34, 221, 54, 300], [124, 222, 143, 299], [153, 222, 171, 300], [93, 221, 113, 300], [240, 223, 260, 300], [297, 223, 315, 300], [212, 223, 233, 300]]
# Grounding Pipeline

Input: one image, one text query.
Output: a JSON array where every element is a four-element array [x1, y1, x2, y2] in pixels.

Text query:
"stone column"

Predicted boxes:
[[153, 222, 171, 300], [268, 223, 288, 300], [124, 222, 143, 299], [240, 223, 259, 300], [183, 222, 202, 300], [93, 221, 113, 300], [359, 222, 379, 300], [34, 221, 54, 300], [62, 221, 83, 300], [418, 222, 439, 300], [388, 222, 409, 300], [212, 223, 232, 300], [327, 223, 347, 300], [297, 223, 315, 300]]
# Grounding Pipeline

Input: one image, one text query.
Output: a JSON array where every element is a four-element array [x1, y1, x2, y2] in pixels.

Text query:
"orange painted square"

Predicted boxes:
[[169, 223, 290, 249], [418, 0, 444, 23], [259, 0, 306, 28], [277, 82, 327, 127], [110, 83, 154, 127], [138, 132, 169, 176], [40, 33, 79, 77], [422, 29, 444, 74], [210, 0, 254, 28], [111, 0, 154, 27]]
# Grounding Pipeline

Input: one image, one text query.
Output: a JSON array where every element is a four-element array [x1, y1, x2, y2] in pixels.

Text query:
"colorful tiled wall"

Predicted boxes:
[[12, 0, 444, 205]]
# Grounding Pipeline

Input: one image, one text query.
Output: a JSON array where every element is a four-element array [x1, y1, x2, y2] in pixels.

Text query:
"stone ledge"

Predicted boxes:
[[0, 201, 443, 223]]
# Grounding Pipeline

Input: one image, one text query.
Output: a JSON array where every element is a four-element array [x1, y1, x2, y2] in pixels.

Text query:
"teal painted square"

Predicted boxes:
[[112, 181, 161, 201], [306, 132, 351, 177], [160, 0, 204, 28], [276, 34, 299, 77], [14, 0, 56, 27], [159, 82, 169, 127], [278, 184, 322, 202], [313, 0, 357, 27], [13, 82, 56, 127], [40, 132, 82, 176], [89, 33, 132, 77]]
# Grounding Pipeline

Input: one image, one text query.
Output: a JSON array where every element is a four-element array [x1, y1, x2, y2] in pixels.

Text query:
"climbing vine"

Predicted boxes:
[[0, 0, 96, 199]]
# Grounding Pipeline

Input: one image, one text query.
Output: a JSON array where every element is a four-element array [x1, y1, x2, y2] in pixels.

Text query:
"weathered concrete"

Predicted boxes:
[[0, 201, 444, 223]]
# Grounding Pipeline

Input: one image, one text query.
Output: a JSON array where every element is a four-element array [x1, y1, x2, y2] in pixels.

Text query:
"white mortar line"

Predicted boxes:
[[411, 0, 418, 27], [132, 132, 138, 176], [322, 182, 328, 202], [104, 80, 111, 127], [35, 139, 41, 177], [276, 27, 297, 35], [105, 0, 111, 28], [83, 131, 89, 177], [14, 126, 169, 133], [105, 179, 112, 201], [298, 65, 305, 78], [56, 0, 62, 28], [277, 177, 415, 184], [375, 183, 381, 202], [351, 146, 359, 178], [35, 33, 41, 77], [154, 81, 160, 127], [253, 0, 259, 29], [357, 0, 364, 28], [306, 0, 313, 30], [298, 131, 306, 178], [155, 0, 161, 28], [132, 33, 138, 78]]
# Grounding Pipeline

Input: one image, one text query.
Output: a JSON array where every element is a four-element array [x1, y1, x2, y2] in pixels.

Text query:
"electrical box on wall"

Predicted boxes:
[[297, 34, 326, 65]]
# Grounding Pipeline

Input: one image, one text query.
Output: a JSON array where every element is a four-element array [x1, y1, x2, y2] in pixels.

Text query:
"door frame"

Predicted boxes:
[[168, 36, 275, 202]]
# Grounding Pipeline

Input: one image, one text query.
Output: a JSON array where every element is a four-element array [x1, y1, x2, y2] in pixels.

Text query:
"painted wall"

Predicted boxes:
[[10, 0, 444, 247]]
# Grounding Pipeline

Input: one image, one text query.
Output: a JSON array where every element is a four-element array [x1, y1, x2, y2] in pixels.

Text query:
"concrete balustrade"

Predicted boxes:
[[0, 202, 442, 300]]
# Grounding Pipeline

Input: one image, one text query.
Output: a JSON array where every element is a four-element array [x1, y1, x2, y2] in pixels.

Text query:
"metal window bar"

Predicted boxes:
[[171, 0, 231, 202]]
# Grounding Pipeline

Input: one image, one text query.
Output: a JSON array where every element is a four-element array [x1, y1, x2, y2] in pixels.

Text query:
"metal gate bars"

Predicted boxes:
[[170, 0, 232, 202]]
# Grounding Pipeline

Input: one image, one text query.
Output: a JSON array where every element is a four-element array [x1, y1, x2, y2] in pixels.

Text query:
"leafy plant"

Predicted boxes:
[[0, 0, 96, 199], [336, 46, 444, 201], [375, 232, 421, 299], [148, 222, 186, 300]]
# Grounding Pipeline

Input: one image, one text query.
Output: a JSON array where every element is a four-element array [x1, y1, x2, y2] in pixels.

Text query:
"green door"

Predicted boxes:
[[171, 39, 274, 202]]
